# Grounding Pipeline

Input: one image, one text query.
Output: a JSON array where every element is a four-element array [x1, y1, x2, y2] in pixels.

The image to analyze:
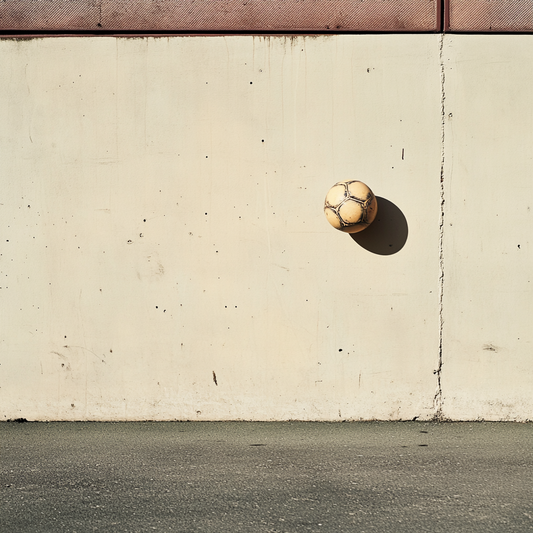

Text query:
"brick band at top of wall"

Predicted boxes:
[[446, 0, 533, 32], [0, 0, 440, 32]]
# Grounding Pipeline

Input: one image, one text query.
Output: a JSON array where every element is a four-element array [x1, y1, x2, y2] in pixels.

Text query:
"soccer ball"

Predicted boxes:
[[324, 180, 378, 233]]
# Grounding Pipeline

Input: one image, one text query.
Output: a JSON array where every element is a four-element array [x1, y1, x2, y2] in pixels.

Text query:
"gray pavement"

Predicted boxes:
[[1, 421, 532, 532]]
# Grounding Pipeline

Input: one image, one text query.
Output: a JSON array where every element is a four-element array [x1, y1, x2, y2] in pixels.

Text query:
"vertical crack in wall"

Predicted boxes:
[[434, 33, 446, 420]]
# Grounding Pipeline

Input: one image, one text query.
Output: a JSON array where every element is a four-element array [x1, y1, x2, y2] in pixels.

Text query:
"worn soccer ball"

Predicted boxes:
[[324, 180, 378, 233]]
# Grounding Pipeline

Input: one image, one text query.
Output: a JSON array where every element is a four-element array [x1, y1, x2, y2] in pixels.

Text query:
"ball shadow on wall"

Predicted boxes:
[[350, 197, 408, 255]]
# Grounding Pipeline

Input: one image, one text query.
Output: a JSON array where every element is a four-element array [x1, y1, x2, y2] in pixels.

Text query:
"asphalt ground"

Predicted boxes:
[[1, 421, 532, 532]]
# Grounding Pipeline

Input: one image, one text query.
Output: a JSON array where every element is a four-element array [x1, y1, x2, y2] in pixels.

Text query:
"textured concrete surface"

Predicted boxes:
[[441, 35, 533, 420], [1, 35, 532, 422], [1, 421, 532, 532], [0, 35, 442, 422]]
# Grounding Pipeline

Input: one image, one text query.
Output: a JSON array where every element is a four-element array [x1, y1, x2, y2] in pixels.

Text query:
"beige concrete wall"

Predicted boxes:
[[442, 36, 533, 421], [0, 35, 530, 421]]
